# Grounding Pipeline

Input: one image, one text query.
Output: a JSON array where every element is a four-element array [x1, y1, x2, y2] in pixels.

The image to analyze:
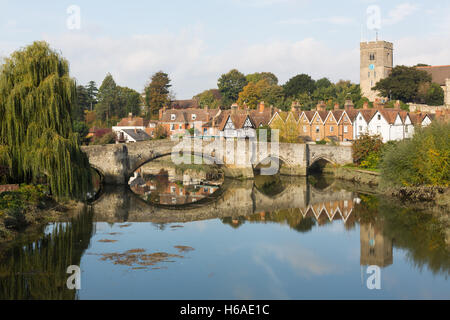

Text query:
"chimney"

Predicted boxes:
[[270, 105, 274, 116], [334, 102, 340, 110], [159, 107, 165, 120], [344, 99, 354, 111], [128, 112, 133, 120], [316, 101, 326, 112], [395, 100, 401, 109], [363, 101, 369, 110], [231, 103, 238, 115], [259, 101, 265, 113]]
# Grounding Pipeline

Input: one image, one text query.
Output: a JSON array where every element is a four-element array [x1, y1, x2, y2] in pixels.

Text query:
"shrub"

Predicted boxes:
[[360, 151, 380, 169], [91, 132, 116, 145], [352, 133, 383, 165], [154, 125, 168, 139], [381, 121, 450, 187], [316, 140, 327, 145]]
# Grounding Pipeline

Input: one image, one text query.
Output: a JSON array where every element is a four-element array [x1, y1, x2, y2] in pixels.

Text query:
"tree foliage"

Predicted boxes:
[[283, 74, 316, 98], [217, 69, 247, 105], [381, 121, 450, 187], [352, 133, 383, 166], [0, 41, 92, 199], [373, 66, 432, 103], [246, 72, 278, 86], [144, 71, 172, 120]]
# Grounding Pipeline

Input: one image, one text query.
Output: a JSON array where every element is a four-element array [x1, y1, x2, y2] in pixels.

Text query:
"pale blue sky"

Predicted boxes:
[[1, 0, 449, 98]]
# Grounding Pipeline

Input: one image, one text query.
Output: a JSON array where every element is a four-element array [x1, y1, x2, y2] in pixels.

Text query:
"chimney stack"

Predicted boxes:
[[159, 107, 165, 120], [316, 101, 326, 111], [334, 102, 340, 110], [231, 103, 238, 115], [363, 101, 369, 110], [259, 101, 265, 113]]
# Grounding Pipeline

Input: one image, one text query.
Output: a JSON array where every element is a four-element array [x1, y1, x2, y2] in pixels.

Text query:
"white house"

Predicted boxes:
[[219, 113, 256, 139], [353, 110, 374, 140]]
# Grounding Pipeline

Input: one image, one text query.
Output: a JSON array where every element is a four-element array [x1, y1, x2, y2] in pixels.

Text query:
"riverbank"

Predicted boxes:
[[0, 185, 83, 242], [331, 166, 450, 213]]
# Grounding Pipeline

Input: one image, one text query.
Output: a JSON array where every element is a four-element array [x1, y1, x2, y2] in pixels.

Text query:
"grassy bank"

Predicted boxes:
[[0, 185, 81, 242]]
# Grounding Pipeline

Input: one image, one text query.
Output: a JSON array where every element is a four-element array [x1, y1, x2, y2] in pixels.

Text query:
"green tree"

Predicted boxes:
[[217, 69, 247, 105], [144, 71, 172, 120], [0, 41, 91, 199], [117, 86, 142, 117], [73, 85, 89, 122], [246, 72, 278, 86], [96, 73, 118, 122], [373, 66, 432, 103], [283, 74, 316, 98], [86, 80, 98, 111], [425, 83, 445, 106], [194, 89, 222, 109]]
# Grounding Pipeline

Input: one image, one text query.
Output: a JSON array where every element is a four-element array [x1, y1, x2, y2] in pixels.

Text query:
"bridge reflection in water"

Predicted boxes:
[[92, 177, 394, 269]]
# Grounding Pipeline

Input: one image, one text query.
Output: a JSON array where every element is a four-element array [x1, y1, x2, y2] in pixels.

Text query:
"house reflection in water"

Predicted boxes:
[[130, 172, 220, 205]]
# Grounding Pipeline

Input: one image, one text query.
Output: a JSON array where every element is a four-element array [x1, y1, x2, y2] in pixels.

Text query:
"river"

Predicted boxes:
[[0, 171, 448, 300]]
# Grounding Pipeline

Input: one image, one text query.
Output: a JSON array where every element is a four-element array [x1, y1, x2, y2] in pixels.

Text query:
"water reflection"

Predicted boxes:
[[129, 158, 223, 205], [0, 176, 448, 299]]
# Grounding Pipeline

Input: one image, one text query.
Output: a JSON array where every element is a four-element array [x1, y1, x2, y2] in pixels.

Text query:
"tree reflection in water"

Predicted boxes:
[[0, 206, 94, 300]]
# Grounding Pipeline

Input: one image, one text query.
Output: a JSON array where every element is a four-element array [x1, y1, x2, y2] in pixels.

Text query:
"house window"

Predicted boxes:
[[330, 126, 334, 132], [179, 124, 182, 130], [359, 126, 362, 132], [359, 116, 363, 121], [171, 186, 176, 193], [192, 114, 197, 121], [303, 126, 307, 133], [170, 124, 175, 131], [378, 115, 381, 121], [377, 126, 381, 133], [369, 53, 375, 60], [171, 114, 176, 121], [368, 72, 370, 78], [405, 126, 409, 133], [344, 126, 348, 133], [316, 126, 320, 133]]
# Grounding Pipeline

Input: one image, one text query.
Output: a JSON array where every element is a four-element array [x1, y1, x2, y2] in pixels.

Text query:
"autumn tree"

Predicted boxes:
[[194, 89, 222, 109], [144, 71, 172, 120]]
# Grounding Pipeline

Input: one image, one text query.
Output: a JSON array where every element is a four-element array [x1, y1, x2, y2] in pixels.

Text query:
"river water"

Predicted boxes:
[[0, 173, 448, 300]]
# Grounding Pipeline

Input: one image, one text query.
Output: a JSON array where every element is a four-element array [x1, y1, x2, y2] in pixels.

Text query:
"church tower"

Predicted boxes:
[[360, 41, 394, 102]]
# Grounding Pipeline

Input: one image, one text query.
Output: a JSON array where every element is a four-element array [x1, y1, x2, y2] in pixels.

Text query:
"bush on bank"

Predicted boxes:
[[0, 185, 49, 239], [380, 121, 450, 187]]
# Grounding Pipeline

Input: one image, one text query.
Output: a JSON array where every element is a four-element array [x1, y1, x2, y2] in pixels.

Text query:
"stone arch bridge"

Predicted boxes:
[[81, 139, 353, 185]]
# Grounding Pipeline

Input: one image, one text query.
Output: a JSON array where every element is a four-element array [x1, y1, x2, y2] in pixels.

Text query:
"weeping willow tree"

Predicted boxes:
[[0, 41, 91, 199]]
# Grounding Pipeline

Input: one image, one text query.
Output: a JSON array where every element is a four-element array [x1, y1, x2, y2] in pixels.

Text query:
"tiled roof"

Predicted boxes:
[[116, 117, 148, 127], [122, 129, 151, 141], [416, 65, 450, 86], [160, 108, 220, 123], [359, 109, 377, 123], [302, 111, 316, 122], [219, 111, 255, 131]]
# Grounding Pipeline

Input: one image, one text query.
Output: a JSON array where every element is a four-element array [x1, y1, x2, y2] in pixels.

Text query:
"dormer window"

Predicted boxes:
[[171, 114, 176, 121], [378, 115, 381, 121]]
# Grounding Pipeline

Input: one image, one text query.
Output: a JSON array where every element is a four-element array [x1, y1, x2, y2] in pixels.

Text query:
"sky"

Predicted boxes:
[[1, 0, 449, 99]]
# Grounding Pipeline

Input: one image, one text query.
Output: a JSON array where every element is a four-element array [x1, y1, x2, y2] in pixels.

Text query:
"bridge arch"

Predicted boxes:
[[307, 157, 336, 174], [128, 151, 227, 183]]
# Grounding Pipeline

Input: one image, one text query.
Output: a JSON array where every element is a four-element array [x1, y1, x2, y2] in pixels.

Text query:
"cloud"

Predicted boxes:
[[253, 243, 338, 278], [25, 29, 358, 99], [382, 2, 419, 26]]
